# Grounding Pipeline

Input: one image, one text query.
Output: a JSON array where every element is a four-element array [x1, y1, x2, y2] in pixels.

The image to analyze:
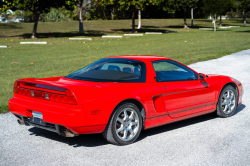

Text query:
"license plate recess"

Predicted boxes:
[[30, 111, 46, 126]]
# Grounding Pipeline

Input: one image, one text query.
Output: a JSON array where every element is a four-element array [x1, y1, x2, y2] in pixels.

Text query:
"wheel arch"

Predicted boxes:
[[218, 82, 239, 104], [112, 98, 146, 130]]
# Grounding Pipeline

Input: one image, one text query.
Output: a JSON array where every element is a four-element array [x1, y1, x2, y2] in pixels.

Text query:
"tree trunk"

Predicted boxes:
[[31, 13, 40, 39], [191, 8, 193, 27], [184, 9, 188, 29], [214, 17, 216, 31], [79, 0, 84, 34], [243, 11, 246, 24], [137, 9, 141, 29], [132, 10, 135, 33], [111, 7, 114, 20], [220, 15, 222, 26]]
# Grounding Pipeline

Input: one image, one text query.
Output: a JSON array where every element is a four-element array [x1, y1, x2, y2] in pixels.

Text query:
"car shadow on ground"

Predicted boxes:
[[137, 104, 246, 142], [28, 127, 107, 147], [28, 104, 245, 147], [233, 103, 245, 115]]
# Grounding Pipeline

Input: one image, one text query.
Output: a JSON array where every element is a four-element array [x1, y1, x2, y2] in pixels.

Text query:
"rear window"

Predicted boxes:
[[65, 58, 146, 82]]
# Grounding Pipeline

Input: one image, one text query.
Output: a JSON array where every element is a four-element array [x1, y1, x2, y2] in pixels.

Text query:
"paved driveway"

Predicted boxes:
[[1, 50, 250, 166]]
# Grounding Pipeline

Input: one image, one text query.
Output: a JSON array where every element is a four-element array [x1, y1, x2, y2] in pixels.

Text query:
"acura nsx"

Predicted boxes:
[[9, 55, 243, 145]]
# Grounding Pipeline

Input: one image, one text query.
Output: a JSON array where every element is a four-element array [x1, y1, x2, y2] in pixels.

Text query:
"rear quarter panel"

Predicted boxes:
[[69, 82, 162, 126]]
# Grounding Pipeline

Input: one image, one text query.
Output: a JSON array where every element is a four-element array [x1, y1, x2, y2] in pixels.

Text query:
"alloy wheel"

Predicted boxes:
[[221, 89, 236, 114], [115, 108, 140, 141]]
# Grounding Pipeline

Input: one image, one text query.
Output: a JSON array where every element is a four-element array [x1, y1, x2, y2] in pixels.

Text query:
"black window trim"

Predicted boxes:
[[151, 60, 198, 82]]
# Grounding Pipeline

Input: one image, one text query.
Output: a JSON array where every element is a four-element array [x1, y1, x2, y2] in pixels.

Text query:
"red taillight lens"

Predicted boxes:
[[49, 93, 77, 105], [13, 81, 77, 105], [13, 81, 19, 94]]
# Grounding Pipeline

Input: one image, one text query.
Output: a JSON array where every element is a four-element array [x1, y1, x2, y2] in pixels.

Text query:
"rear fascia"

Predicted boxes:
[[9, 96, 84, 126], [9, 94, 106, 134]]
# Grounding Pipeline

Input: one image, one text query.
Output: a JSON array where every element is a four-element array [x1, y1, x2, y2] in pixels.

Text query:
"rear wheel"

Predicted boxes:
[[102, 103, 142, 145], [216, 85, 238, 118]]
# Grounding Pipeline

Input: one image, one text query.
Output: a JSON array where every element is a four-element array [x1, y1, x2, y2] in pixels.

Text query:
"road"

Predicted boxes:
[[1, 49, 250, 166]]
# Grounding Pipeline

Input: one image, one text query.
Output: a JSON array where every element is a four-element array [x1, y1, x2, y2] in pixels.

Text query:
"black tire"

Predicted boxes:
[[216, 85, 238, 118], [102, 103, 142, 145]]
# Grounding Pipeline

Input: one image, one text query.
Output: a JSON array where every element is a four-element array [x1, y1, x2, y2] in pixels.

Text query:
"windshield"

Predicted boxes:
[[65, 58, 146, 82]]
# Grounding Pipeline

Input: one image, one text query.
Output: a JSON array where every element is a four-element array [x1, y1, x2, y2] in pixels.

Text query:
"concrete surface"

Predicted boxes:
[[1, 49, 250, 166]]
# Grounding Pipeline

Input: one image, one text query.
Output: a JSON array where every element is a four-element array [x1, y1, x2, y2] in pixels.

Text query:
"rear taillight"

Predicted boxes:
[[49, 90, 77, 105], [13, 81, 20, 94], [13, 81, 77, 105]]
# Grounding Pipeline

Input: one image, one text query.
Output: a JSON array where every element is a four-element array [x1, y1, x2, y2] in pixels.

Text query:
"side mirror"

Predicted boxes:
[[199, 73, 206, 81]]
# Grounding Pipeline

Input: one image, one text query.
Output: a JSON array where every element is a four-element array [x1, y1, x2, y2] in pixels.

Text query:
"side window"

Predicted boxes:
[[152, 60, 197, 82]]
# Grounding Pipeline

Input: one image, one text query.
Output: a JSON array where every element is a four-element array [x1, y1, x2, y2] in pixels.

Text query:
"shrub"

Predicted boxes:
[[40, 7, 72, 22]]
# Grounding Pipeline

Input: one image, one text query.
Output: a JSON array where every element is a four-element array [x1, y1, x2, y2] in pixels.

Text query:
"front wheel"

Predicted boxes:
[[102, 103, 142, 145], [216, 85, 238, 118]]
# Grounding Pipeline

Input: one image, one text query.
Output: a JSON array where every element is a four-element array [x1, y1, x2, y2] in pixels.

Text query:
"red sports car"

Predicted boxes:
[[9, 56, 243, 145]]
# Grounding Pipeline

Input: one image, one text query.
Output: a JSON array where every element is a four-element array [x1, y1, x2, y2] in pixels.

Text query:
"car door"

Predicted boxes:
[[151, 60, 215, 118]]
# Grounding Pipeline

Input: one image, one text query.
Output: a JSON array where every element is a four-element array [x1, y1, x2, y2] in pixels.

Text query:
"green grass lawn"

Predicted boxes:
[[1, 18, 250, 113]]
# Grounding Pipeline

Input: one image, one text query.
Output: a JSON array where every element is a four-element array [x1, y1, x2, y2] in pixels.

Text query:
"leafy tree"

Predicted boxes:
[[66, 0, 98, 34], [75, 3, 109, 20], [100, 0, 159, 33], [1, 0, 69, 38], [237, 0, 250, 23], [174, 0, 199, 28], [148, 0, 175, 26], [23, 10, 34, 22], [217, 0, 232, 26], [137, 0, 173, 29], [203, 0, 232, 26]]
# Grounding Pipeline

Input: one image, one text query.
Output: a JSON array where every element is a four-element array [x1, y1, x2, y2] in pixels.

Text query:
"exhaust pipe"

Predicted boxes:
[[17, 119, 30, 126], [24, 121, 30, 126], [17, 119, 24, 125], [61, 129, 79, 137]]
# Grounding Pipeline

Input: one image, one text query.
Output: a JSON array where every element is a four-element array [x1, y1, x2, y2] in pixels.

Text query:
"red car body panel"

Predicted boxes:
[[9, 56, 243, 134]]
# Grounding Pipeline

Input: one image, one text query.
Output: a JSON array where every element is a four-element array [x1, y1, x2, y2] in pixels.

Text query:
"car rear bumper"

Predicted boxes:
[[9, 97, 106, 134], [13, 113, 106, 135]]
